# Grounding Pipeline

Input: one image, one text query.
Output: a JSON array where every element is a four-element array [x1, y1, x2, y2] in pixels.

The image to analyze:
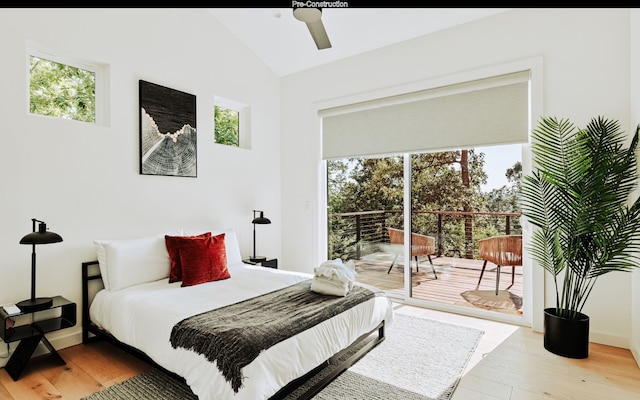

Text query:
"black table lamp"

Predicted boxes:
[[17, 218, 63, 312], [250, 210, 271, 262]]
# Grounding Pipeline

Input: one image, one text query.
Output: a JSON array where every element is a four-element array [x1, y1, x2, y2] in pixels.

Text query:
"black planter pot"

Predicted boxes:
[[543, 308, 589, 359]]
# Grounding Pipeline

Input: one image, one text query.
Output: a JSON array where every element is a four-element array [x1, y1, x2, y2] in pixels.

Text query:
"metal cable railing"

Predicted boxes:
[[328, 210, 521, 261]]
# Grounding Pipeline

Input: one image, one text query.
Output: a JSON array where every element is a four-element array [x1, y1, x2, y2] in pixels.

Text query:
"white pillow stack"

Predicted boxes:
[[93, 234, 171, 291], [93, 228, 243, 291]]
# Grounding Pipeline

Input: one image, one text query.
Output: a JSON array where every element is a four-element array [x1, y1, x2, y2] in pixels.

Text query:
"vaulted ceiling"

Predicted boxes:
[[208, 8, 510, 77]]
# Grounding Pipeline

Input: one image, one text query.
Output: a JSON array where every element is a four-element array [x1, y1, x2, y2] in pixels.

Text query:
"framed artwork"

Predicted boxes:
[[139, 80, 197, 177]]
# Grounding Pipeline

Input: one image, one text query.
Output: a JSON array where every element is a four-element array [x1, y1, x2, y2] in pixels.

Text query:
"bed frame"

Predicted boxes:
[[81, 260, 385, 400]]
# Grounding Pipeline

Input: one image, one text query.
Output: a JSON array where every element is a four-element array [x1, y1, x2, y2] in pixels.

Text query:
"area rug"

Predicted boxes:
[[81, 314, 483, 400], [461, 289, 523, 312]]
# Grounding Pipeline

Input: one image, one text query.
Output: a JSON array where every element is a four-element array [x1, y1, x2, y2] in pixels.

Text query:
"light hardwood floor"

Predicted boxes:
[[1, 303, 639, 400], [394, 305, 640, 400]]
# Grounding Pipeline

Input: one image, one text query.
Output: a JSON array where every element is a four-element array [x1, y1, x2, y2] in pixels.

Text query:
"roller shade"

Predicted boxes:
[[321, 71, 530, 159]]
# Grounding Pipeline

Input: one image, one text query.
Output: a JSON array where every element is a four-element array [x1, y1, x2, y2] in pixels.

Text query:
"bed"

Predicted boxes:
[[81, 228, 394, 400]]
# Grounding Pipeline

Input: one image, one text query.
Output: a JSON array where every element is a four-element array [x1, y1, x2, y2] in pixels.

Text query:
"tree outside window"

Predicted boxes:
[[214, 105, 239, 147], [29, 55, 96, 123]]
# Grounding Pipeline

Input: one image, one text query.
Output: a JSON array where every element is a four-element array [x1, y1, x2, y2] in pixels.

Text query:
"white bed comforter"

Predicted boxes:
[[89, 262, 394, 400]]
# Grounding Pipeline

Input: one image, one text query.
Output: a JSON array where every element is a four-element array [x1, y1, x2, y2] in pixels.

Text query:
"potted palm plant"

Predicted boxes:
[[520, 116, 640, 358]]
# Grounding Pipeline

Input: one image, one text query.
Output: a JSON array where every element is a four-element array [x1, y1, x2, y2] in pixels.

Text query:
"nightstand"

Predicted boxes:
[[0, 295, 76, 381], [243, 258, 278, 269]]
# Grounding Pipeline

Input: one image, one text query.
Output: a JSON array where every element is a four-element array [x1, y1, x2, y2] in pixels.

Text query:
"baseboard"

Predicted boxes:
[[629, 334, 640, 368], [589, 330, 629, 350], [0, 330, 82, 369]]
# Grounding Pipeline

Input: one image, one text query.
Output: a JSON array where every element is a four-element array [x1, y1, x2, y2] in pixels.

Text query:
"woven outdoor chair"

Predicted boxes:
[[477, 234, 522, 295], [386, 227, 437, 278]]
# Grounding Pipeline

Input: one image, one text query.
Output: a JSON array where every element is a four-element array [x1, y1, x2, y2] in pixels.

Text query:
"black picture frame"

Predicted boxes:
[[139, 80, 197, 177]]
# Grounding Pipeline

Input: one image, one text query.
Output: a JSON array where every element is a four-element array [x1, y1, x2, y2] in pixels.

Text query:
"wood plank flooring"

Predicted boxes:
[[0, 340, 152, 400], [396, 305, 640, 400], [1, 302, 638, 399]]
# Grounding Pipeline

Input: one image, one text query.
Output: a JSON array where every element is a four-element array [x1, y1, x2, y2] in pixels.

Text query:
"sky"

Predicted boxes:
[[475, 144, 522, 191]]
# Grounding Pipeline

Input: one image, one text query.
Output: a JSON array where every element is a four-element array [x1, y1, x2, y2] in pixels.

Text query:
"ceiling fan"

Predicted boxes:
[[293, 7, 332, 50]]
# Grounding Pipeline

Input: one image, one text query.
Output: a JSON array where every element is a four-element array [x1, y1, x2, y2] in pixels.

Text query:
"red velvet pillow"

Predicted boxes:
[[179, 233, 230, 287], [165, 232, 211, 283]]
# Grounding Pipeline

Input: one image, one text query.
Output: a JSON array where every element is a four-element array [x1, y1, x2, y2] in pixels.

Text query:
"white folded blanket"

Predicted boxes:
[[310, 276, 351, 297], [311, 258, 357, 297]]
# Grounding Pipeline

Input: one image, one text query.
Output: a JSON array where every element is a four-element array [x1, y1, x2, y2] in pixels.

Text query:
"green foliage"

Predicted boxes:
[[520, 116, 640, 319], [214, 106, 239, 146], [482, 161, 523, 234], [29, 56, 95, 123], [327, 149, 522, 260]]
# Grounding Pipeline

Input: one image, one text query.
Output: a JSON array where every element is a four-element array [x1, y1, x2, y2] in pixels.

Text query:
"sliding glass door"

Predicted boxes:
[[326, 144, 523, 321], [321, 69, 530, 323]]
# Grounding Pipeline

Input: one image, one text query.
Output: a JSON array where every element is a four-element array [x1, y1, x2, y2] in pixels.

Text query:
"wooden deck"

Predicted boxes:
[[353, 252, 523, 316]]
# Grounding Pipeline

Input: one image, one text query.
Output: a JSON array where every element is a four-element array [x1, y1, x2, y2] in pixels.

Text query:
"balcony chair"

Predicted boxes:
[[477, 234, 522, 295], [386, 227, 437, 278]]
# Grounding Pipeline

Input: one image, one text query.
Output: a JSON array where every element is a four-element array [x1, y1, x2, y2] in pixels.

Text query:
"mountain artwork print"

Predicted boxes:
[[139, 80, 197, 177]]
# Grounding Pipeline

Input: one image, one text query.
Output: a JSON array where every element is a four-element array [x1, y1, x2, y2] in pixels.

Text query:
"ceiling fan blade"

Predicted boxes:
[[293, 7, 332, 50], [306, 19, 332, 50]]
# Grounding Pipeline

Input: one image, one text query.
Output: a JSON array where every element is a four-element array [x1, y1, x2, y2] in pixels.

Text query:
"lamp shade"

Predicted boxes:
[[20, 224, 63, 245], [252, 211, 271, 225]]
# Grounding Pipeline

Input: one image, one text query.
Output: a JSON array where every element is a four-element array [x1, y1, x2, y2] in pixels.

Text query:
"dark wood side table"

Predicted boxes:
[[0, 295, 76, 380], [243, 258, 278, 269]]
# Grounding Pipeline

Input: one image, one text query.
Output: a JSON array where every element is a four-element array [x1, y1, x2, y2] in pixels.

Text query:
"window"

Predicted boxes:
[[214, 96, 250, 148], [214, 105, 239, 146], [322, 69, 529, 321], [28, 47, 107, 125]]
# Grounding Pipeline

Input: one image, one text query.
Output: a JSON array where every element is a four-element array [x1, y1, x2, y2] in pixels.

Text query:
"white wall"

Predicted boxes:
[[280, 8, 638, 350], [0, 8, 282, 363]]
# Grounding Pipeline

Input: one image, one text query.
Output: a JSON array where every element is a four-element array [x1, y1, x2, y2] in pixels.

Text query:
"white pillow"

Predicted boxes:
[[178, 228, 242, 267], [218, 229, 242, 266], [93, 234, 171, 291]]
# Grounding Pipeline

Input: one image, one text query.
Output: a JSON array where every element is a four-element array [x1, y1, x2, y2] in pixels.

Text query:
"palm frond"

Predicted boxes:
[[521, 116, 640, 316]]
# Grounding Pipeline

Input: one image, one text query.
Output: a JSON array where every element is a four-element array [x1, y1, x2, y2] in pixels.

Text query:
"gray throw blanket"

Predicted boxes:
[[169, 279, 378, 393]]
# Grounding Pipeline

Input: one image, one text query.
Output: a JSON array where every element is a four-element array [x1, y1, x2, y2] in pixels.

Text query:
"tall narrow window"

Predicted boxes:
[[214, 105, 240, 147], [214, 96, 251, 148], [28, 49, 106, 125]]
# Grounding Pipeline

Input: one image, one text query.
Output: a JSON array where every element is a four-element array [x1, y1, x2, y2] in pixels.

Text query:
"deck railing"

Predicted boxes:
[[328, 210, 521, 261]]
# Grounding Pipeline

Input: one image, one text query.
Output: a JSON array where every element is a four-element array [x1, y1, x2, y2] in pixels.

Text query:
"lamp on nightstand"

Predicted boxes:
[[250, 210, 271, 262], [17, 218, 63, 312]]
